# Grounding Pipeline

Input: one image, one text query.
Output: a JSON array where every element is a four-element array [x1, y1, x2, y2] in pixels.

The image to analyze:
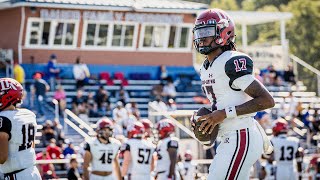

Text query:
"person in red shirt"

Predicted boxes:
[[36, 150, 57, 179], [46, 138, 62, 159]]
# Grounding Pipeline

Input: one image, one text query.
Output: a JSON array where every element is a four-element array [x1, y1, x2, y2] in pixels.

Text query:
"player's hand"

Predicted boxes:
[[197, 110, 226, 134]]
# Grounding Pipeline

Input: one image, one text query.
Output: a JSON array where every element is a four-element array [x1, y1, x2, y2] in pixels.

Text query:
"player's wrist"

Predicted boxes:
[[225, 106, 237, 118]]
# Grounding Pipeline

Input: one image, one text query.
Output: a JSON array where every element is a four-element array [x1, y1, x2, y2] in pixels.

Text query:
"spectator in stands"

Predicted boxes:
[[115, 86, 130, 105], [95, 85, 111, 115], [47, 54, 61, 90], [73, 57, 90, 89], [167, 98, 177, 111], [255, 111, 272, 129], [159, 65, 169, 81], [42, 120, 56, 147], [162, 78, 177, 101], [63, 140, 75, 158], [54, 85, 66, 116], [151, 83, 164, 100], [67, 157, 81, 180], [112, 101, 128, 127], [33, 72, 50, 118], [283, 64, 296, 85], [46, 138, 62, 159], [53, 120, 65, 146], [13, 61, 25, 86], [36, 150, 57, 179], [125, 101, 140, 119], [254, 68, 263, 83], [287, 92, 298, 117], [72, 89, 88, 116], [150, 96, 167, 112]]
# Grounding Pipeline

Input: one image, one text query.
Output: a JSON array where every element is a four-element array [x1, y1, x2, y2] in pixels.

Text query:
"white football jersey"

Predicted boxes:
[[84, 137, 121, 171], [262, 162, 276, 180], [121, 138, 156, 175], [154, 136, 179, 173], [183, 161, 196, 180], [271, 134, 299, 166], [199, 51, 256, 131], [0, 109, 37, 173]]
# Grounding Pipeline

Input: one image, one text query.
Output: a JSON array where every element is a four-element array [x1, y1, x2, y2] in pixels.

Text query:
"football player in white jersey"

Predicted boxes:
[[182, 151, 196, 180], [0, 78, 41, 180], [121, 121, 156, 180], [154, 119, 180, 180], [83, 118, 121, 180], [192, 9, 275, 180], [260, 157, 276, 180], [270, 119, 303, 180]]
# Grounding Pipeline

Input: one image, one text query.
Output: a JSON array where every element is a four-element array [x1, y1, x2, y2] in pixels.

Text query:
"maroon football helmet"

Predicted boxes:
[[157, 119, 175, 139], [141, 118, 153, 138], [0, 78, 23, 110], [193, 8, 235, 55], [127, 121, 145, 139], [272, 119, 288, 136], [96, 118, 113, 140]]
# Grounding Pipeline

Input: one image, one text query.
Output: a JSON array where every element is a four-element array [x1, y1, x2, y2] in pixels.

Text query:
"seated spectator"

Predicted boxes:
[[115, 86, 130, 105], [283, 64, 296, 84], [167, 98, 177, 111], [46, 138, 62, 159], [151, 83, 164, 100], [63, 140, 75, 158], [125, 101, 140, 119], [47, 54, 61, 90], [72, 89, 88, 115], [36, 151, 57, 179], [42, 120, 56, 147], [95, 86, 111, 115], [162, 78, 177, 101], [53, 120, 64, 146], [67, 157, 81, 180], [54, 85, 66, 116], [150, 96, 167, 112], [73, 57, 90, 89]]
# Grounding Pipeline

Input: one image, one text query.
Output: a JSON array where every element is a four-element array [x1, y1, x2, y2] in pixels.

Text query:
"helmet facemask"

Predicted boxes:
[[97, 127, 113, 140], [193, 23, 220, 55]]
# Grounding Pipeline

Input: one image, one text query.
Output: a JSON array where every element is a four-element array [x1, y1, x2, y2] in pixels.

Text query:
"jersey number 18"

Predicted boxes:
[[19, 124, 35, 151]]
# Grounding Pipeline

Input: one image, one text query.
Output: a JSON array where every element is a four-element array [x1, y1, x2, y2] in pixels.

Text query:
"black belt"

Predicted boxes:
[[157, 171, 166, 174], [4, 168, 26, 179]]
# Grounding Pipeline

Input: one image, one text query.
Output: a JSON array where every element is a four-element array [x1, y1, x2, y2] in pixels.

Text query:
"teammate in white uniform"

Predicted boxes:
[[192, 9, 275, 180], [154, 119, 180, 180], [83, 118, 121, 180], [0, 78, 41, 180], [260, 157, 276, 180], [121, 121, 155, 180], [270, 119, 303, 180], [182, 151, 196, 180]]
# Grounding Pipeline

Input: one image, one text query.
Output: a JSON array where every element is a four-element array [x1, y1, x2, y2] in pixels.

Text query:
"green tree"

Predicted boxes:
[[284, 0, 320, 92]]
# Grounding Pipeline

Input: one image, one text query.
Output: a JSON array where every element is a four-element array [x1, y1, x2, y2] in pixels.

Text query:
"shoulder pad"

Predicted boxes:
[[167, 139, 179, 149], [109, 137, 121, 146], [120, 143, 130, 152], [225, 55, 253, 90]]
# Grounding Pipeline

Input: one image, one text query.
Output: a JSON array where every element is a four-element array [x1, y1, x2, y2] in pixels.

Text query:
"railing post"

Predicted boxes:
[[52, 99, 59, 121]]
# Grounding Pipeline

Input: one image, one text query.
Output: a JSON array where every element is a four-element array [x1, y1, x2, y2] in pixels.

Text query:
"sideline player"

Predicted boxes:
[[154, 119, 180, 180], [271, 119, 303, 180], [121, 121, 155, 180], [0, 78, 41, 179], [83, 118, 121, 180], [193, 8, 275, 179]]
